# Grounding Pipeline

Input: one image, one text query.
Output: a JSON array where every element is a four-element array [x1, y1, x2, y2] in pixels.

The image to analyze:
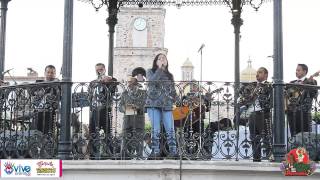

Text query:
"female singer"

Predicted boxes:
[[145, 53, 177, 158]]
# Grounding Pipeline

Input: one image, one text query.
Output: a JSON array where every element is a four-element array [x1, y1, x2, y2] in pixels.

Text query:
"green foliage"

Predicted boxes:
[[312, 112, 320, 124], [293, 163, 310, 172], [144, 121, 151, 131]]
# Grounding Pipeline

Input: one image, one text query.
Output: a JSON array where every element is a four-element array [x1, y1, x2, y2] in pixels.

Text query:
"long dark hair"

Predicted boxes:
[[151, 53, 174, 81]]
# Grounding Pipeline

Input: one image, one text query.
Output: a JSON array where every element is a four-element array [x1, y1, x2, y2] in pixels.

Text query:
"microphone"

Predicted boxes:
[[2, 68, 13, 75], [198, 44, 205, 53]]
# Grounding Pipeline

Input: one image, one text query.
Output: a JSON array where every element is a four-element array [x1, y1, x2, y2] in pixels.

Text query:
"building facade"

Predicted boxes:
[[114, 7, 167, 81]]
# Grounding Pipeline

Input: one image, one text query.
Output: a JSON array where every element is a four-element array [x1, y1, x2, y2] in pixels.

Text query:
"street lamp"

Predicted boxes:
[[223, 0, 266, 160], [224, 0, 286, 162], [0, 0, 11, 81], [84, 0, 126, 77]]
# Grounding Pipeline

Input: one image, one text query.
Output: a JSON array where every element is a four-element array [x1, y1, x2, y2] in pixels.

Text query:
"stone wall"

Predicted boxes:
[[114, 7, 167, 82], [8, 160, 319, 180]]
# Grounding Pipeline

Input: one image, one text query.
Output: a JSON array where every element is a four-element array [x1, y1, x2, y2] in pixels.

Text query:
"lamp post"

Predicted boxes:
[[272, 0, 286, 162], [88, 0, 126, 76], [224, 1, 243, 149], [224, 0, 266, 160], [224, 0, 285, 162], [0, 0, 10, 81]]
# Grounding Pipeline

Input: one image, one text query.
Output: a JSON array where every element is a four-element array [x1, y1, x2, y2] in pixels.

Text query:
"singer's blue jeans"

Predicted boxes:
[[147, 108, 177, 154]]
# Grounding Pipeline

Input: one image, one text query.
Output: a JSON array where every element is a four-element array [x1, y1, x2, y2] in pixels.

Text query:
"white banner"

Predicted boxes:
[[0, 159, 62, 178]]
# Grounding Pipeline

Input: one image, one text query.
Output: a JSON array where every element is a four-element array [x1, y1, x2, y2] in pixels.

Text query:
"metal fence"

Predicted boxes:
[[0, 80, 319, 161]]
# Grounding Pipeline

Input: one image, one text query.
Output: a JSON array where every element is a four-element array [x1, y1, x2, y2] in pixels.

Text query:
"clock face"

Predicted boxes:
[[134, 17, 147, 31]]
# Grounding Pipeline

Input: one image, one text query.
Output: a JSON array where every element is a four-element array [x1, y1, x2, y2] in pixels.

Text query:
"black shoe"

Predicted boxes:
[[253, 159, 261, 162]]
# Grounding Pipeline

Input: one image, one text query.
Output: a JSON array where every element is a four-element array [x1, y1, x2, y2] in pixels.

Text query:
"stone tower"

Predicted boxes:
[[114, 7, 168, 81], [240, 58, 257, 82], [181, 58, 194, 81]]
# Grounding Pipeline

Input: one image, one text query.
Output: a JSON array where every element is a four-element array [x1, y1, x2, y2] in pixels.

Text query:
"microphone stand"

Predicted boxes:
[[6, 71, 17, 85], [198, 45, 204, 149]]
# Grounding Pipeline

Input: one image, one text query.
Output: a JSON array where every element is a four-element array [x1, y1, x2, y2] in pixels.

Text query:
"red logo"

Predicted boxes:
[[280, 147, 316, 176]]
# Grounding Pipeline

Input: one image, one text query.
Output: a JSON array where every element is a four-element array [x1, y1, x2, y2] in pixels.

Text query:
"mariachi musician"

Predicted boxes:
[[119, 67, 146, 159], [286, 64, 318, 137], [89, 63, 117, 136], [34, 65, 60, 135], [239, 67, 272, 162], [88, 63, 118, 159]]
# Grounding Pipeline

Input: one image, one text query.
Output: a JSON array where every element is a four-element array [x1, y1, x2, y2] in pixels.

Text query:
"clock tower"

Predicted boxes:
[[114, 7, 167, 81]]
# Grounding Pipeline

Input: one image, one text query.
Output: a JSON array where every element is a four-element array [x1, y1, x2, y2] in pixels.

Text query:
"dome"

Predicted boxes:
[[181, 58, 194, 67], [240, 59, 256, 82]]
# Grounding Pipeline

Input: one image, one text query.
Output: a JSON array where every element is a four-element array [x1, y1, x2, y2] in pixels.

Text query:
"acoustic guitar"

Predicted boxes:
[[173, 105, 205, 128], [285, 70, 320, 111], [310, 70, 320, 79]]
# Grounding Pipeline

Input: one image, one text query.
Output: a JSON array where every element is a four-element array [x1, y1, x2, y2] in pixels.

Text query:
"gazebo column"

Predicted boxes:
[[0, 0, 10, 80], [58, 0, 74, 160]]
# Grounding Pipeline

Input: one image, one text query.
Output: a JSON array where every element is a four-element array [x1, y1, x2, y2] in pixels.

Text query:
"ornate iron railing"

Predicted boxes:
[[0, 80, 319, 161]]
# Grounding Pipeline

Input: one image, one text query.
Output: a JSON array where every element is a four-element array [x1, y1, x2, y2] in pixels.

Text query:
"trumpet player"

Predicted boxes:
[[89, 63, 117, 139]]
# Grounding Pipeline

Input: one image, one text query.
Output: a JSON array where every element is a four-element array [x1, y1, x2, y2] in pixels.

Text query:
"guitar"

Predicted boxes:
[[173, 105, 206, 128], [285, 70, 319, 111], [172, 106, 189, 121], [309, 70, 320, 80]]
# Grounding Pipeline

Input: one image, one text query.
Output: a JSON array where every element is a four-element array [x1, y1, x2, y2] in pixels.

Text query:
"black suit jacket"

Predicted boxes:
[[288, 78, 318, 111], [89, 77, 118, 107], [239, 81, 272, 111]]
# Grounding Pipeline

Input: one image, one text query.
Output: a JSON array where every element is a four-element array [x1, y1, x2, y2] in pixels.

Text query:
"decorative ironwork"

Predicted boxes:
[[1, 81, 319, 161], [0, 82, 61, 159], [79, 0, 272, 8]]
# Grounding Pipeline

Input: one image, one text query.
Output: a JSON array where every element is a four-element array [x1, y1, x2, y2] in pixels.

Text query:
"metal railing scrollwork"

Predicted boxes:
[[0, 80, 319, 161]]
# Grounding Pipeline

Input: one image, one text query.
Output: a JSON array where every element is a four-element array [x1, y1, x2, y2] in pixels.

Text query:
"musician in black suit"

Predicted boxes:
[[35, 65, 60, 134], [239, 67, 272, 162], [89, 63, 117, 136], [286, 64, 318, 137]]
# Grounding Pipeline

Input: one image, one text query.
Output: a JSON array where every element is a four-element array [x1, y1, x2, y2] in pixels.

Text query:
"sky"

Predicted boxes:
[[3, 0, 320, 83]]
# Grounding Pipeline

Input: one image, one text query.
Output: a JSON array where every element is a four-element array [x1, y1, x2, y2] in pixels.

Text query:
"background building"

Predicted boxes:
[[181, 58, 194, 81], [240, 58, 256, 82], [114, 7, 167, 81]]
